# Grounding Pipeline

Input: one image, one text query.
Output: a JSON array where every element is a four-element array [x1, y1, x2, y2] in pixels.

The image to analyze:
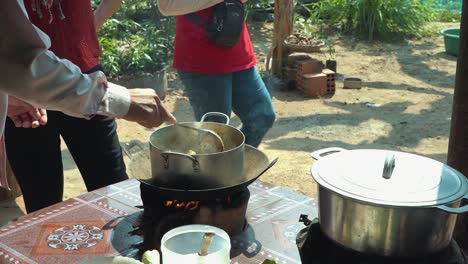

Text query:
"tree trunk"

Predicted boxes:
[[267, 0, 295, 76], [447, 0, 468, 249]]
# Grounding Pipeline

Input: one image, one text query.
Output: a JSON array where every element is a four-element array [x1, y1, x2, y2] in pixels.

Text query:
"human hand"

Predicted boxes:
[[7, 96, 48, 128], [122, 89, 176, 128]]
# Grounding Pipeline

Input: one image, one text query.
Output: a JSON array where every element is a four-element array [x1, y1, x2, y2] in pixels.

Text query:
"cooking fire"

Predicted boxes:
[[165, 200, 200, 210], [130, 181, 250, 252]]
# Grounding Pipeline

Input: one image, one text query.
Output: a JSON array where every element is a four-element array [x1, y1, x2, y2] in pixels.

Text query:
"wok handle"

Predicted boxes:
[[310, 147, 347, 160], [200, 112, 230, 125], [161, 151, 200, 172], [436, 193, 468, 214]]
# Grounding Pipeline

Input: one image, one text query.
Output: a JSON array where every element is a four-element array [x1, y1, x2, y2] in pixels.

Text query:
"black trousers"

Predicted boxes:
[[4, 65, 128, 213]]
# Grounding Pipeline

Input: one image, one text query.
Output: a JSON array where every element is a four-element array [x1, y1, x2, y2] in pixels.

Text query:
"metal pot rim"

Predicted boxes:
[[315, 181, 467, 209], [149, 121, 245, 155]]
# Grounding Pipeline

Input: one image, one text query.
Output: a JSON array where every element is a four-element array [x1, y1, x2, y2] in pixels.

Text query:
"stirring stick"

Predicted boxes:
[[198, 232, 216, 256]]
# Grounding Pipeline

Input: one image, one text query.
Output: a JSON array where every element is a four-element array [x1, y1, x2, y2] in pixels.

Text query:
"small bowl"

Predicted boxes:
[[343, 77, 362, 89], [161, 225, 231, 264]]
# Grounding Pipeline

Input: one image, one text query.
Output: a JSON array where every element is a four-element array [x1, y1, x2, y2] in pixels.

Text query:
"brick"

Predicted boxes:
[[297, 71, 325, 83], [295, 59, 323, 77], [296, 73, 329, 98], [282, 67, 297, 81], [297, 72, 327, 84], [321, 68, 336, 95], [326, 82, 336, 94], [322, 68, 336, 81], [287, 53, 313, 67]]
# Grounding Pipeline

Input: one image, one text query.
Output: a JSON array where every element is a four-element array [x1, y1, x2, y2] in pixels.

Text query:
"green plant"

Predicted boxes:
[[99, 37, 122, 76], [294, 16, 316, 34], [426, 0, 462, 14], [121, 24, 170, 74], [327, 45, 336, 60], [96, 1, 175, 77], [99, 18, 142, 40], [431, 0, 462, 23], [244, 0, 273, 10], [435, 10, 461, 22], [244, 0, 274, 22], [311, 0, 434, 41]]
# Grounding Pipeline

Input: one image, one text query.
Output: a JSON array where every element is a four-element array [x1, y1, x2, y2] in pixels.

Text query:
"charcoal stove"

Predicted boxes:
[[297, 216, 468, 264], [128, 144, 277, 253], [132, 180, 250, 251]]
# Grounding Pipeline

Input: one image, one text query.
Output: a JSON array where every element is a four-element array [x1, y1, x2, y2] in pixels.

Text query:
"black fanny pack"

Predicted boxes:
[[186, 0, 245, 48]]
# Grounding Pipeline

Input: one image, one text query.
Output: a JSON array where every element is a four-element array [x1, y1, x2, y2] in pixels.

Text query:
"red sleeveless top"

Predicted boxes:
[[24, 0, 101, 72], [173, 6, 256, 74]]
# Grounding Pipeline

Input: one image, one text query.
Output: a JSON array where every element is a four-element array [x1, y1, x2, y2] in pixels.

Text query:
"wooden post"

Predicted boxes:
[[447, 0, 468, 249], [267, 0, 295, 76]]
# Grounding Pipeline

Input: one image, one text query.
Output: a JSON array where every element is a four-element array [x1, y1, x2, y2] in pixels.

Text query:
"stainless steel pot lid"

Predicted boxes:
[[311, 148, 468, 207]]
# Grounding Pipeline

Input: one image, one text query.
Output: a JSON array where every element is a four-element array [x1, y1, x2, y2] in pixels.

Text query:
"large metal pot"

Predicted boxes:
[[310, 147, 468, 258], [149, 112, 245, 189]]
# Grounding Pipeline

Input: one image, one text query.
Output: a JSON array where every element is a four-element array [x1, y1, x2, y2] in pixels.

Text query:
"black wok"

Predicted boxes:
[[138, 145, 278, 200]]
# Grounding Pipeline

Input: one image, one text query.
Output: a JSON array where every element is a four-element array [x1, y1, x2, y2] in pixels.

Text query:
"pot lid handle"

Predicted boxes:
[[200, 112, 230, 125], [436, 192, 468, 214], [382, 154, 396, 179], [310, 147, 347, 160]]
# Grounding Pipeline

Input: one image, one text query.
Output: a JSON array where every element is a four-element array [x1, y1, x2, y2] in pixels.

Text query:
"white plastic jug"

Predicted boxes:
[[160, 225, 231, 264]]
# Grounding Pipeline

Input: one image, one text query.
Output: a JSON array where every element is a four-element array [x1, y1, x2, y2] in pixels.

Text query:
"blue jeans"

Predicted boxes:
[[178, 67, 276, 147]]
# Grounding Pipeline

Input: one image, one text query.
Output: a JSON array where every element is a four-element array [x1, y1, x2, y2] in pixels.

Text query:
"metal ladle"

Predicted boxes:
[[175, 123, 225, 153]]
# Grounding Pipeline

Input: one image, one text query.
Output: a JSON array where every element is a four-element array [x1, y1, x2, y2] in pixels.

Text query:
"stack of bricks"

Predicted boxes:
[[295, 59, 324, 97], [283, 52, 337, 98], [283, 53, 311, 87]]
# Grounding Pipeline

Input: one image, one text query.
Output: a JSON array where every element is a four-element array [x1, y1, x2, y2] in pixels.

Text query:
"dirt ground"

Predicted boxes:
[[10, 21, 459, 212]]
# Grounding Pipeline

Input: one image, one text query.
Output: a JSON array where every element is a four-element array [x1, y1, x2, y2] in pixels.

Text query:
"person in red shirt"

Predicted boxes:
[[4, 0, 128, 213], [158, 0, 276, 147]]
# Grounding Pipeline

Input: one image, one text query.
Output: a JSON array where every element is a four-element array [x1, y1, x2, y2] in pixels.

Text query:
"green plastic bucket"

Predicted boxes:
[[440, 28, 460, 56]]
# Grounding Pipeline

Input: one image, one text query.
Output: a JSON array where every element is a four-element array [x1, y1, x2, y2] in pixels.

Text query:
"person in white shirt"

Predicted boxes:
[[0, 0, 177, 194]]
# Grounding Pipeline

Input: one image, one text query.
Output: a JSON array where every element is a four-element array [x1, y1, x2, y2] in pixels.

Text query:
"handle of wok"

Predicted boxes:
[[310, 147, 347, 160], [161, 151, 200, 172], [436, 193, 468, 214], [200, 112, 230, 125]]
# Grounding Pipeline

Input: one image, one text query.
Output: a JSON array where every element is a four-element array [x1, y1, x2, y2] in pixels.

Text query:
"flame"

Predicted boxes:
[[164, 194, 235, 211], [165, 200, 200, 211]]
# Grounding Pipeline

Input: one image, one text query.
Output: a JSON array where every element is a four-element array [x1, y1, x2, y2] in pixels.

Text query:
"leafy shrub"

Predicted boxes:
[[244, 0, 274, 10], [427, 0, 462, 13], [99, 36, 121, 76], [98, 18, 174, 76], [435, 10, 461, 22], [420, 0, 461, 22], [95, 1, 175, 77], [295, 16, 317, 34], [309, 0, 434, 41]]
